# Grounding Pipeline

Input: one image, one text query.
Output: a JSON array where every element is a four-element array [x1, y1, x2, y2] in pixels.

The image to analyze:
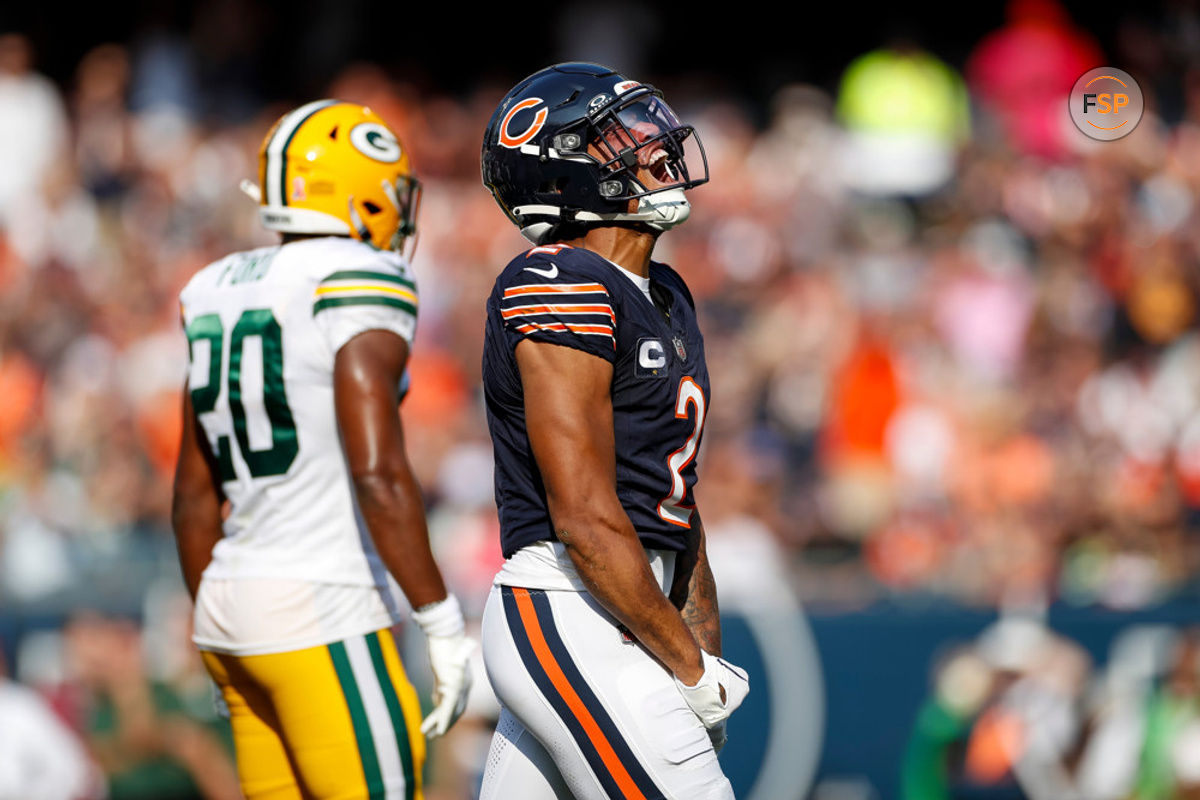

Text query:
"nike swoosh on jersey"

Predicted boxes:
[[523, 263, 559, 279]]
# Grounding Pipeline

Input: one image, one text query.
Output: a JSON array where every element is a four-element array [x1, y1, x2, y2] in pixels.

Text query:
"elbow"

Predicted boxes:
[[545, 493, 626, 557], [544, 494, 592, 542], [544, 477, 620, 528], [349, 464, 423, 518], [350, 469, 396, 510]]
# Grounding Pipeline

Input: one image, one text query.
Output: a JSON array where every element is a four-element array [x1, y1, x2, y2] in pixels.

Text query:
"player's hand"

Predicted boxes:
[[411, 594, 475, 738], [674, 650, 749, 729], [421, 632, 475, 738]]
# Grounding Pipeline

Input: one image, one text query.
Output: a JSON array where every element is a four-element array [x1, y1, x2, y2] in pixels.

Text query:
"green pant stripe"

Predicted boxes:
[[322, 270, 417, 290], [312, 296, 418, 317], [329, 641, 386, 799], [366, 632, 416, 800]]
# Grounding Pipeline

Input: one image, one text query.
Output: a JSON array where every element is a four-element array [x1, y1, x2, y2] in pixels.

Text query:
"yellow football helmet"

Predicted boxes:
[[245, 100, 420, 252]]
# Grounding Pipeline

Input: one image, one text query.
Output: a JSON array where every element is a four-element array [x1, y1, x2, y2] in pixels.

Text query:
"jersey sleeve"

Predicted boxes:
[[498, 247, 617, 362], [311, 260, 419, 354]]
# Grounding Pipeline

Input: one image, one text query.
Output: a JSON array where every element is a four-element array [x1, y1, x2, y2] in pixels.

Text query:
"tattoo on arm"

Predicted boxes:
[[669, 514, 721, 655], [681, 556, 721, 655]]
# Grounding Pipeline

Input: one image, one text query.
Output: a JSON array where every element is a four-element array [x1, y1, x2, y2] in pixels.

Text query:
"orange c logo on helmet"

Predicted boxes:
[[499, 97, 548, 149]]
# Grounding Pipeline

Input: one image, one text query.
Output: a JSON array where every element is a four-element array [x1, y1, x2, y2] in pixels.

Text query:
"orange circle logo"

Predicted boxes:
[[499, 98, 548, 149], [1069, 67, 1144, 141]]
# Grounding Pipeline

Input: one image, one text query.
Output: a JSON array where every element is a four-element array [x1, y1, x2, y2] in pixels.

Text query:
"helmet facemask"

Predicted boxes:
[[550, 87, 708, 234], [379, 174, 422, 257], [583, 90, 705, 201]]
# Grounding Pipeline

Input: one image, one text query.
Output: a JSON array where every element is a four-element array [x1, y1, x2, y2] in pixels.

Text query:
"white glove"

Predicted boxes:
[[674, 650, 749, 729], [411, 594, 475, 738]]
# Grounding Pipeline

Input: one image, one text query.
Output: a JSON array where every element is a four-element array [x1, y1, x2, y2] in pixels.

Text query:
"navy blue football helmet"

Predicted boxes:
[[482, 62, 708, 244]]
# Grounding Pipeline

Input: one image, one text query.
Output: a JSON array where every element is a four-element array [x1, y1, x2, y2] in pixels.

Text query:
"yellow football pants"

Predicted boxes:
[[201, 628, 425, 800]]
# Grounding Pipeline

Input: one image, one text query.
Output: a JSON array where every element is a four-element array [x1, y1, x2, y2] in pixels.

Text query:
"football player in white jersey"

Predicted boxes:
[[171, 100, 472, 800]]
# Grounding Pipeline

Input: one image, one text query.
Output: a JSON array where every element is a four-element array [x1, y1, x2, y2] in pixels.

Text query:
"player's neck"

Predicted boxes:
[[282, 233, 339, 244], [566, 226, 658, 278]]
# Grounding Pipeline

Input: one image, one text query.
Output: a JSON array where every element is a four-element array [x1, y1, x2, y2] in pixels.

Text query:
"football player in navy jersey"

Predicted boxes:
[[477, 63, 750, 800]]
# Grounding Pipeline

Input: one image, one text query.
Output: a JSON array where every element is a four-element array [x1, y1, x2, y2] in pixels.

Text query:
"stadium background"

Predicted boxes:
[[1, 0, 1198, 798]]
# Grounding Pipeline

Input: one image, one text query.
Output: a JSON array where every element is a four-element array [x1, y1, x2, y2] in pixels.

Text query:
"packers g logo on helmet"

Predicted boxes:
[[350, 122, 402, 163], [246, 100, 421, 252]]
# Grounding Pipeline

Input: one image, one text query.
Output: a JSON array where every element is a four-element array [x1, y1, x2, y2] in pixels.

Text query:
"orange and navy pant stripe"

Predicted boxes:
[[501, 586, 666, 800]]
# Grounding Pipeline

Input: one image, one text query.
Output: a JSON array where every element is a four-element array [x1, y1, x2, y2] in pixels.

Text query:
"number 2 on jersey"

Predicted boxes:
[[657, 376, 706, 527], [185, 309, 298, 481]]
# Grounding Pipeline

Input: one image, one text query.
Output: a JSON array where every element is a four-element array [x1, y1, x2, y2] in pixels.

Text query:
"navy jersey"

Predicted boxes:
[[482, 243, 710, 558]]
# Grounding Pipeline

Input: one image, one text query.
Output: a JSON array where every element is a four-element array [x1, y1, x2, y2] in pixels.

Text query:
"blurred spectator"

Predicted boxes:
[[902, 646, 995, 800], [72, 44, 135, 201], [966, 0, 1103, 159], [0, 642, 102, 800], [906, 619, 1200, 800], [836, 38, 970, 196], [62, 613, 240, 800], [905, 614, 1093, 800], [1136, 626, 1200, 799], [0, 33, 68, 224]]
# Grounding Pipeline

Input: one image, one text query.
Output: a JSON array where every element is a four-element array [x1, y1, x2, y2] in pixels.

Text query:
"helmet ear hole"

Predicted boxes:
[[328, 126, 339, 140], [362, 200, 383, 215]]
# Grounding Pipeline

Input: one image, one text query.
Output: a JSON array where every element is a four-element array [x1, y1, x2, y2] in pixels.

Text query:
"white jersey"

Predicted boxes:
[[179, 236, 419, 654]]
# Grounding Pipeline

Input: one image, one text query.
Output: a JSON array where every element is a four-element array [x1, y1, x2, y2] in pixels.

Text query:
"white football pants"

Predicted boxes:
[[479, 584, 735, 800]]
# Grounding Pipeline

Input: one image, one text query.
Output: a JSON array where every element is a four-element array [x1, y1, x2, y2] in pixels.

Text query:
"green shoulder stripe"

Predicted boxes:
[[322, 269, 416, 291], [313, 296, 418, 316]]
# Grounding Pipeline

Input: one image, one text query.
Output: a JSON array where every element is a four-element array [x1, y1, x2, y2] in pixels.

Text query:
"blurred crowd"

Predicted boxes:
[[2, 0, 1200, 796], [905, 617, 1200, 799], [0, 586, 240, 799]]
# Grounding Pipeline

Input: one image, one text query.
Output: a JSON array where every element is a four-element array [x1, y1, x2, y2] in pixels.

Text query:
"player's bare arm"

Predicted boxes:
[[516, 337, 705, 686], [670, 511, 721, 657], [333, 328, 447, 609], [335, 327, 474, 738], [171, 391, 225, 601]]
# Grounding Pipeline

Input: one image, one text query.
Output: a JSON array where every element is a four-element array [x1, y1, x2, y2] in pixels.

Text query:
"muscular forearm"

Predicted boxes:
[[352, 471, 447, 609], [555, 505, 703, 685], [680, 556, 721, 655], [514, 339, 704, 684], [670, 513, 721, 655]]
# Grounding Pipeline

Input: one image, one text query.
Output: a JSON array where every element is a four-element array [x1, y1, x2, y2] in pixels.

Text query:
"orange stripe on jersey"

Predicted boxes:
[[511, 589, 647, 800], [503, 283, 608, 298], [501, 304, 616, 322], [514, 321, 614, 338]]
